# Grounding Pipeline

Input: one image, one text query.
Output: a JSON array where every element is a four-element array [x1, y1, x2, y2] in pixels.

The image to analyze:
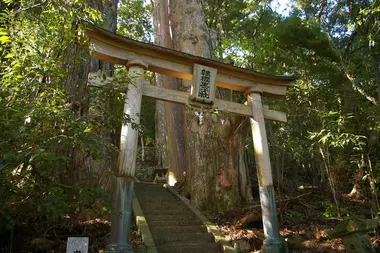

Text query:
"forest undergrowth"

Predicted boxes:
[[1, 185, 380, 252], [209, 187, 380, 253]]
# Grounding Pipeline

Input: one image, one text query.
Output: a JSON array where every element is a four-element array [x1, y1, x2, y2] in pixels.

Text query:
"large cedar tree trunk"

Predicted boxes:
[[168, 0, 250, 211], [152, 0, 187, 183], [65, 0, 118, 190]]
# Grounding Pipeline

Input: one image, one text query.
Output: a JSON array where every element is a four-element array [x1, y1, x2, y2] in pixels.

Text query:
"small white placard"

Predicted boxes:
[[66, 237, 89, 253]]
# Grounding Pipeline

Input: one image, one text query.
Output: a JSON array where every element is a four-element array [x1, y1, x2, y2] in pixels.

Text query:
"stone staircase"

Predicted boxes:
[[134, 182, 223, 253]]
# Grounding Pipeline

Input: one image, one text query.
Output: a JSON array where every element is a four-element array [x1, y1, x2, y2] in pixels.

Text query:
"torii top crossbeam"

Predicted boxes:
[[84, 23, 295, 96]]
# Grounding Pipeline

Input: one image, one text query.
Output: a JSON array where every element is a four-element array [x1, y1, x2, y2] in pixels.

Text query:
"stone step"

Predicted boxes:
[[135, 189, 172, 195], [138, 203, 185, 211], [135, 190, 172, 194], [134, 186, 169, 191], [136, 194, 179, 200], [138, 199, 181, 205], [143, 208, 193, 215], [148, 220, 204, 228], [146, 213, 196, 222], [134, 187, 168, 193], [139, 203, 188, 209], [150, 225, 208, 234], [135, 194, 173, 199], [153, 232, 214, 244], [136, 196, 176, 200], [135, 183, 164, 187], [155, 242, 223, 253], [137, 198, 185, 208]]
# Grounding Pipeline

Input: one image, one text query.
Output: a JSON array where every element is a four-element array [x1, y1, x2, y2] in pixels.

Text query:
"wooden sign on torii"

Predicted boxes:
[[84, 23, 295, 253]]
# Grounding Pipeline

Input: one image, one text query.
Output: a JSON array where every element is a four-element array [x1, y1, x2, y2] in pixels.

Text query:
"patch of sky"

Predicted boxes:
[[270, 0, 292, 17]]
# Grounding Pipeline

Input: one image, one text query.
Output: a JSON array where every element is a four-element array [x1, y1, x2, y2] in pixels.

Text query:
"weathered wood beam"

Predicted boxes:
[[86, 35, 291, 96], [84, 24, 295, 87], [142, 85, 287, 122], [88, 75, 287, 122], [109, 61, 146, 250], [247, 91, 286, 250]]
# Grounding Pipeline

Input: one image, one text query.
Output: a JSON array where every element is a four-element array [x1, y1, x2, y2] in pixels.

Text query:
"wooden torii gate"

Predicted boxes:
[[84, 23, 296, 253]]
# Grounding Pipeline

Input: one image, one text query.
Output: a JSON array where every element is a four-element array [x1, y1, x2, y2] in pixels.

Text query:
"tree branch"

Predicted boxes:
[[345, 72, 378, 105]]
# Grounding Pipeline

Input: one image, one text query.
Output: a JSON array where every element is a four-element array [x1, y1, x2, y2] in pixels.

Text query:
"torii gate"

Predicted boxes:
[[84, 23, 295, 253]]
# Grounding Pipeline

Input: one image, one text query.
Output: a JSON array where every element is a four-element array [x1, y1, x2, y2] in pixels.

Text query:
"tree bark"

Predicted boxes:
[[371, 49, 380, 105], [238, 130, 254, 204], [151, 0, 187, 184], [152, 0, 168, 169], [168, 0, 248, 211], [155, 99, 169, 169], [65, 0, 119, 189]]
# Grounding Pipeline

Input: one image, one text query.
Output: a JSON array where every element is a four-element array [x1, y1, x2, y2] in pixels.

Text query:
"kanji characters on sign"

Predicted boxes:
[[199, 69, 211, 99]]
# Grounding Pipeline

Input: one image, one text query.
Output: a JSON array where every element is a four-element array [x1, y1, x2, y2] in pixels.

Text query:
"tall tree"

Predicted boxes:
[[236, 0, 380, 213], [167, 0, 252, 211], [195, 0, 380, 215], [151, 0, 187, 184], [65, 0, 119, 192], [0, 0, 121, 226]]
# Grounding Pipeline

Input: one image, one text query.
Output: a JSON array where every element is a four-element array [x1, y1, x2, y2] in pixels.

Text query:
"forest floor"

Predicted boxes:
[[0, 216, 145, 252], [1, 187, 380, 252], [207, 187, 380, 252]]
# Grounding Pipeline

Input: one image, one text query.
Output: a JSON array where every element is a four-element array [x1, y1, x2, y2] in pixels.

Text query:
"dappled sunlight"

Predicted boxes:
[[168, 172, 177, 186]]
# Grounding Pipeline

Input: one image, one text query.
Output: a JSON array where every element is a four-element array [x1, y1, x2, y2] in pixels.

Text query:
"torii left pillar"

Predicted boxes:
[[106, 60, 147, 253]]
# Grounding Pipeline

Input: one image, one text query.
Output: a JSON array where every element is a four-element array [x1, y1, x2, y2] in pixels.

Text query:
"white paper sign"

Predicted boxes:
[[66, 237, 89, 253]]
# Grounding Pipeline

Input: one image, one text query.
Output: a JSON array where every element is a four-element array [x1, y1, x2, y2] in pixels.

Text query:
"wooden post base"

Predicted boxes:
[[106, 177, 135, 253], [259, 186, 288, 253], [261, 240, 288, 253]]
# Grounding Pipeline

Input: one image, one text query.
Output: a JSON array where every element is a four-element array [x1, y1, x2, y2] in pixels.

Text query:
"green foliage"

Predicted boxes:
[[205, 0, 380, 211], [140, 96, 156, 143], [0, 0, 378, 236], [309, 112, 366, 150], [117, 0, 155, 143], [323, 201, 349, 218], [0, 0, 126, 230], [118, 0, 152, 41], [285, 210, 303, 219]]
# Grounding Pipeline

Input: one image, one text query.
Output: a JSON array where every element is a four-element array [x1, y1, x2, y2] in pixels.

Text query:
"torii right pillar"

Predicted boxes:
[[246, 88, 288, 253]]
